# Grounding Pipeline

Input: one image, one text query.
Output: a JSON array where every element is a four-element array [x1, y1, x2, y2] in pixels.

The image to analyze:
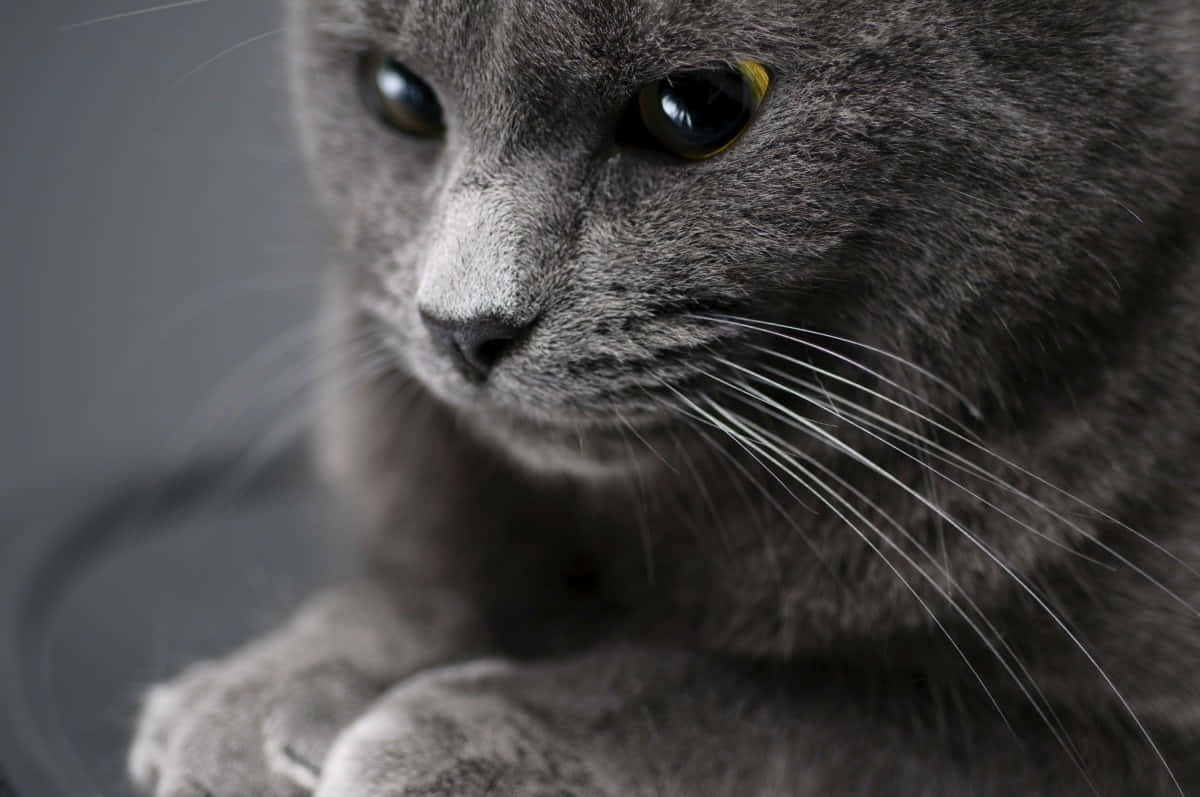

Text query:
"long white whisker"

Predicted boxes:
[[167, 322, 320, 456], [659, 418, 738, 556], [705, 388, 1099, 768], [703, 315, 1185, 579], [717, 336, 1197, 581], [61, 0, 212, 30], [198, 350, 403, 510], [702, 394, 1107, 780], [167, 316, 380, 451], [664, 375, 1095, 786], [687, 396, 1027, 734], [614, 407, 679, 475], [693, 315, 975, 436], [705, 385, 1103, 786], [105, 272, 321, 407], [759, 366, 1200, 610], [694, 366, 1181, 793], [725, 371, 1116, 570], [797, 387, 1200, 619], [613, 419, 658, 586], [652, 377, 838, 586], [172, 27, 284, 87], [703, 313, 984, 420], [686, 423, 788, 586]]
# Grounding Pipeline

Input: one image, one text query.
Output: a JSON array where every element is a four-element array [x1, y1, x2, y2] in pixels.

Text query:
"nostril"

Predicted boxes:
[[419, 310, 532, 382], [470, 333, 515, 372]]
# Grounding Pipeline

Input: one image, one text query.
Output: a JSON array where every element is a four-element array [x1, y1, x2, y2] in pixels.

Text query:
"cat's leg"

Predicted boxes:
[[313, 647, 826, 797], [312, 648, 823, 797], [312, 647, 1134, 797], [128, 580, 483, 797]]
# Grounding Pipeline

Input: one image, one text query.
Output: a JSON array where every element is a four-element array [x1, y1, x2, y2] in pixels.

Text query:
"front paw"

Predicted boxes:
[[317, 660, 618, 797], [129, 649, 387, 797], [128, 582, 483, 795]]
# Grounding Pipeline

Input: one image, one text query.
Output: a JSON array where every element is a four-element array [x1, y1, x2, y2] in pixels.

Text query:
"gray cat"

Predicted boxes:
[[128, 0, 1200, 794]]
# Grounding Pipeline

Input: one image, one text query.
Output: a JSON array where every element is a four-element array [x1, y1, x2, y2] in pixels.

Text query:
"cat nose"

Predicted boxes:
[[419, 310, 532, 382]]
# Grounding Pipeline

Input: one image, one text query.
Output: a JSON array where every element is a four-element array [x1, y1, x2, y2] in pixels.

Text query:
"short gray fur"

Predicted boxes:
[[131, 1, 1200, 794]]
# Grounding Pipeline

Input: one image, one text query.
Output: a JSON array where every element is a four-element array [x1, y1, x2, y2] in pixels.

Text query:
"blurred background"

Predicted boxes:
[[0, 1, 340, 794], [0, 0, 326, 486]]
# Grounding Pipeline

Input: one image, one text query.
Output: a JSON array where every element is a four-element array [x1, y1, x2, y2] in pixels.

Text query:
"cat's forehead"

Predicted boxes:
[[323, 0, 791, 74]]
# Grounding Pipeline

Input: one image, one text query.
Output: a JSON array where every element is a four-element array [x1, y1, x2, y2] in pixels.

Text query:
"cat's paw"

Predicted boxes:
[[127, 583, 483, 795], [315, 660, 618, 797], [128, 649, 387, 797]]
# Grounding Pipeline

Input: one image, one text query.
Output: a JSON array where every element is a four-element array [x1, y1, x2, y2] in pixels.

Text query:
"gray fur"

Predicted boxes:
[[130, 0, 1200, 794]]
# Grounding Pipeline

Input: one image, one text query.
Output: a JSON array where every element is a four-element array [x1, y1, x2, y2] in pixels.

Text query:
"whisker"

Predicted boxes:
[[691, 366, 1181, 794], [701, 390, 1097, 780], [167, 321, 321, 457], [653, 377, 835, 586], [707, 330, 1196, 581], [613, 420, 657, 587], [686, 423, 788, 586], [762, 367, 1200, 609], [693, 315, 975, 437], [725, 369, 1116, 570], [803, 392, 1200, 621], [195, 350, 402, 513], [686, 396, 1029, 737], [168, 317, 385, 469], [171, 27, 285, 87], [704, 313, 984, 421], [614, 407, 679, 475], [661, 420, 734, 553], [60, 0, 213, 31], [106, 272, 321, 404]]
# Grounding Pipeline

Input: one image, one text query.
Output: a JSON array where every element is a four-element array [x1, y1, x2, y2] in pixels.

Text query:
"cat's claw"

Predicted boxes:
[[316, 660, 618, 797]]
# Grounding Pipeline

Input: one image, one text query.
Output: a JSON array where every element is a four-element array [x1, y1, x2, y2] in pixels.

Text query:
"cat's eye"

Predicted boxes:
[[630, 60, 770, 160], [358, 52, 445, 138]]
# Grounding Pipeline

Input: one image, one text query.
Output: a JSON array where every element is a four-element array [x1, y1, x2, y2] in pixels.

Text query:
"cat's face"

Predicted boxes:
[[290, 0, 1192, 474]]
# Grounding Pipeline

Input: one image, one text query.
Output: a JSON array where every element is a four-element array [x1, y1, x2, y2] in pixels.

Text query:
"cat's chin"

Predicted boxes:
[[460, 405, 673, 481]]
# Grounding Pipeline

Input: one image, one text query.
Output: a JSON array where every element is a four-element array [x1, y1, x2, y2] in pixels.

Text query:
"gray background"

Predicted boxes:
[[1, 0, 327, 494], [0, 1, 339, 794]]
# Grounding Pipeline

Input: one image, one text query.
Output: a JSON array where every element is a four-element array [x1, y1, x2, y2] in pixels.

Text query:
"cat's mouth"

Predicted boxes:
[[411, 364, 685, 475], [387, 316, 696, 473], [464, 403, 682, 477]]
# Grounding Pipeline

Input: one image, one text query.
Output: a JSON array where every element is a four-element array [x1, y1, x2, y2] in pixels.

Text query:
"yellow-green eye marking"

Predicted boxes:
[[636, 60, 770, 160], [358, 52, 445, 138]]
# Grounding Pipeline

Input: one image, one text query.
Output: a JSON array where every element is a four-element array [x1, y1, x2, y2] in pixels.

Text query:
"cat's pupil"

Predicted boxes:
[[657, 71, 748, 141], [634, 63, 769, 160], [358, 52, 445, 138]]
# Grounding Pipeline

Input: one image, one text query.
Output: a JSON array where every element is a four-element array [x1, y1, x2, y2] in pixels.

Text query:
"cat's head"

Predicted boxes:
[[288, 0, 1200, 475]]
